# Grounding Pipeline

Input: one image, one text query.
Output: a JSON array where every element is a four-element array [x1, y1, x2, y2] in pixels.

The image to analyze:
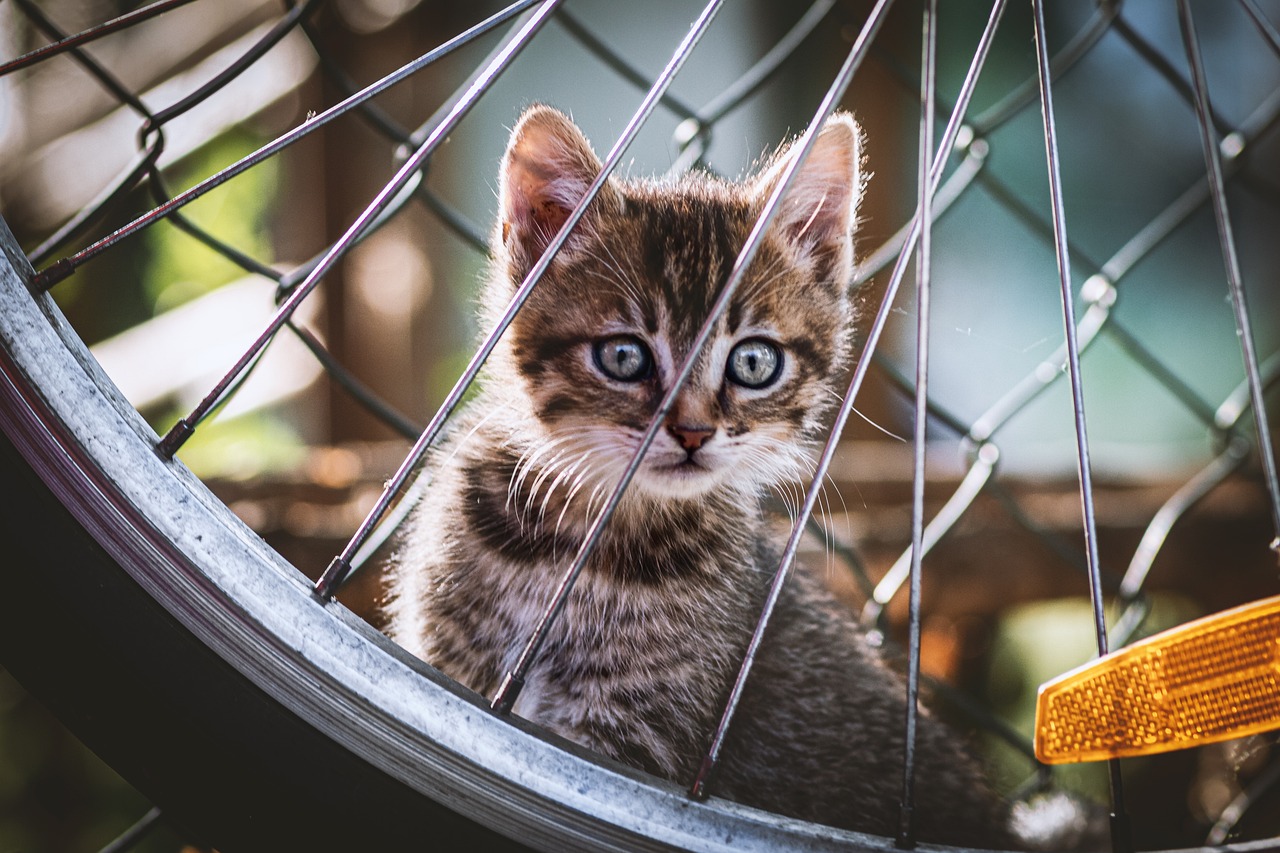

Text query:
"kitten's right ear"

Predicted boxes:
[[751, 113, 864, 283], [497, 105, 619, 267]]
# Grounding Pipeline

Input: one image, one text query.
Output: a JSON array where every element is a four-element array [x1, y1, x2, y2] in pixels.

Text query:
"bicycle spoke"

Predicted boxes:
[[98, 807, 164, 853], [1032, 1, 1130, 849], [1179, 0, 1280, 554], [897, 1, 938, 844]]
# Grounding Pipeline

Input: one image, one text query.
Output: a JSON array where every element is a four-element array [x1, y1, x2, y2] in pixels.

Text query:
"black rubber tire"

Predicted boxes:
[[0, 427, 523, 853]]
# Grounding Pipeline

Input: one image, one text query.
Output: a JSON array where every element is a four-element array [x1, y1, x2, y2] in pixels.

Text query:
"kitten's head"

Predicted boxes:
[[484, 105, 864, 504]]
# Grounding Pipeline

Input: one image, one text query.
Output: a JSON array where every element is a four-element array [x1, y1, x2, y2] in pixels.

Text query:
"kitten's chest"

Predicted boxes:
[[487, 550, 756, 686], [497, 555, 759, 773]]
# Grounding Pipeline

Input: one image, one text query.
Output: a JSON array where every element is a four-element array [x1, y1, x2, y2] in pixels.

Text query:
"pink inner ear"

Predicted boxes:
[[533, 196, 571, 236], [503, 163, 580, 258], [787, 191, 835, 244], [506, 173, 575, 255], [757, 116, 862, 253], [787, 136, 858, 246], [499, 107, 606, 261]]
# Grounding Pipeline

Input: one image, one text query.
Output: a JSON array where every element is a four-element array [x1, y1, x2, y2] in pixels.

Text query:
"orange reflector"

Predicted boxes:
[[1034, 595, 1280, 764]]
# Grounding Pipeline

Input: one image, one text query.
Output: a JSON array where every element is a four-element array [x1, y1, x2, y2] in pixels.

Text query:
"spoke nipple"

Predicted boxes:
[[32, 259, 76, 292], [688, 755, 717, 801], [491, 671, 525, 715], [157, 418, 195, 459], [313, 556, 351, 602], [1109, 811, 1134, 853], [895, 804, 917, 850]]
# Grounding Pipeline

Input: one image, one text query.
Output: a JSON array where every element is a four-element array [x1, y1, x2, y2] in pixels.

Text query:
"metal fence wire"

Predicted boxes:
[[2, 0, 1279, 851]]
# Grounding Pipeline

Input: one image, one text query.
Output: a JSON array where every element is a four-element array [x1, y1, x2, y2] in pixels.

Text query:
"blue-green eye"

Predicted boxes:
[[726, 339, 782, 389], [594, 336, 652, 382]]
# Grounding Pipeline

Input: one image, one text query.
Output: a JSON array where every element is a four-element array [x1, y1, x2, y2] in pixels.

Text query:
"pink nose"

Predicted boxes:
[[667, 423, 715, 452]]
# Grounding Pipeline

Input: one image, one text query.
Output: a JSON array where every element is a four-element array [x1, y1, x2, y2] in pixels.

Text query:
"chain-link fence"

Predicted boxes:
[[2, 1, 1278, 850]]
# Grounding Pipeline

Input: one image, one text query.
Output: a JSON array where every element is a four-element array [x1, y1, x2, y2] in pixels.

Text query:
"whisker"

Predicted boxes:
[[553, 459, 599, 541], [542, 452, 590, 525], [851, 403, 907, 443]]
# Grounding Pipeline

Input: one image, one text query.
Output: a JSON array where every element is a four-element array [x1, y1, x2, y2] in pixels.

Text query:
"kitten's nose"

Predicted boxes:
[[667, 423, 715, 452]]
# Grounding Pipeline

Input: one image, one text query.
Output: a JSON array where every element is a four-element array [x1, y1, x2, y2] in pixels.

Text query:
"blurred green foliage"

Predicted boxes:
[[143, 131, 279, 316]]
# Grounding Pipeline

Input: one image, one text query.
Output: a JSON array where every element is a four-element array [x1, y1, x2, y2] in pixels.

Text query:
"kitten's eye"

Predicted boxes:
[[726, 339, 782, 389], [593, 336, 652, 382]]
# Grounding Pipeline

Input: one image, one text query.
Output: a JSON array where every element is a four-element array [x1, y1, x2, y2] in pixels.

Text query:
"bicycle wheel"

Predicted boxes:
[[0, 207, 903, 850], [2, 2, 1279, 852]]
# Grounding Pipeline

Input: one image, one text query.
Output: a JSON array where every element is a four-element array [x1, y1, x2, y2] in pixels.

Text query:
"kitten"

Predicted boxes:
[[384, 105, 1011, 847]]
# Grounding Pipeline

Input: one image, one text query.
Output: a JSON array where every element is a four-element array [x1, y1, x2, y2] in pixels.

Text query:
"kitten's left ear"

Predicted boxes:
[[752, 113, 864, 278], [497, 105, 621, 270]]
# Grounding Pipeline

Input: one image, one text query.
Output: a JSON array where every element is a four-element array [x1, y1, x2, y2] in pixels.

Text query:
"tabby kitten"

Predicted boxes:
[[385, 105, 1010, 847]]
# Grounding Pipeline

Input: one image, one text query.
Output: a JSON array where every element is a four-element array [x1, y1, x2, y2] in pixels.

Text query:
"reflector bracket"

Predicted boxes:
[[1035, 595, 1280, 764]]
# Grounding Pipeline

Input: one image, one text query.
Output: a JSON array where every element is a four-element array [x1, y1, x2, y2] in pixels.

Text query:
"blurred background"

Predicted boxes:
[[1, 0, 1278, 849]]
